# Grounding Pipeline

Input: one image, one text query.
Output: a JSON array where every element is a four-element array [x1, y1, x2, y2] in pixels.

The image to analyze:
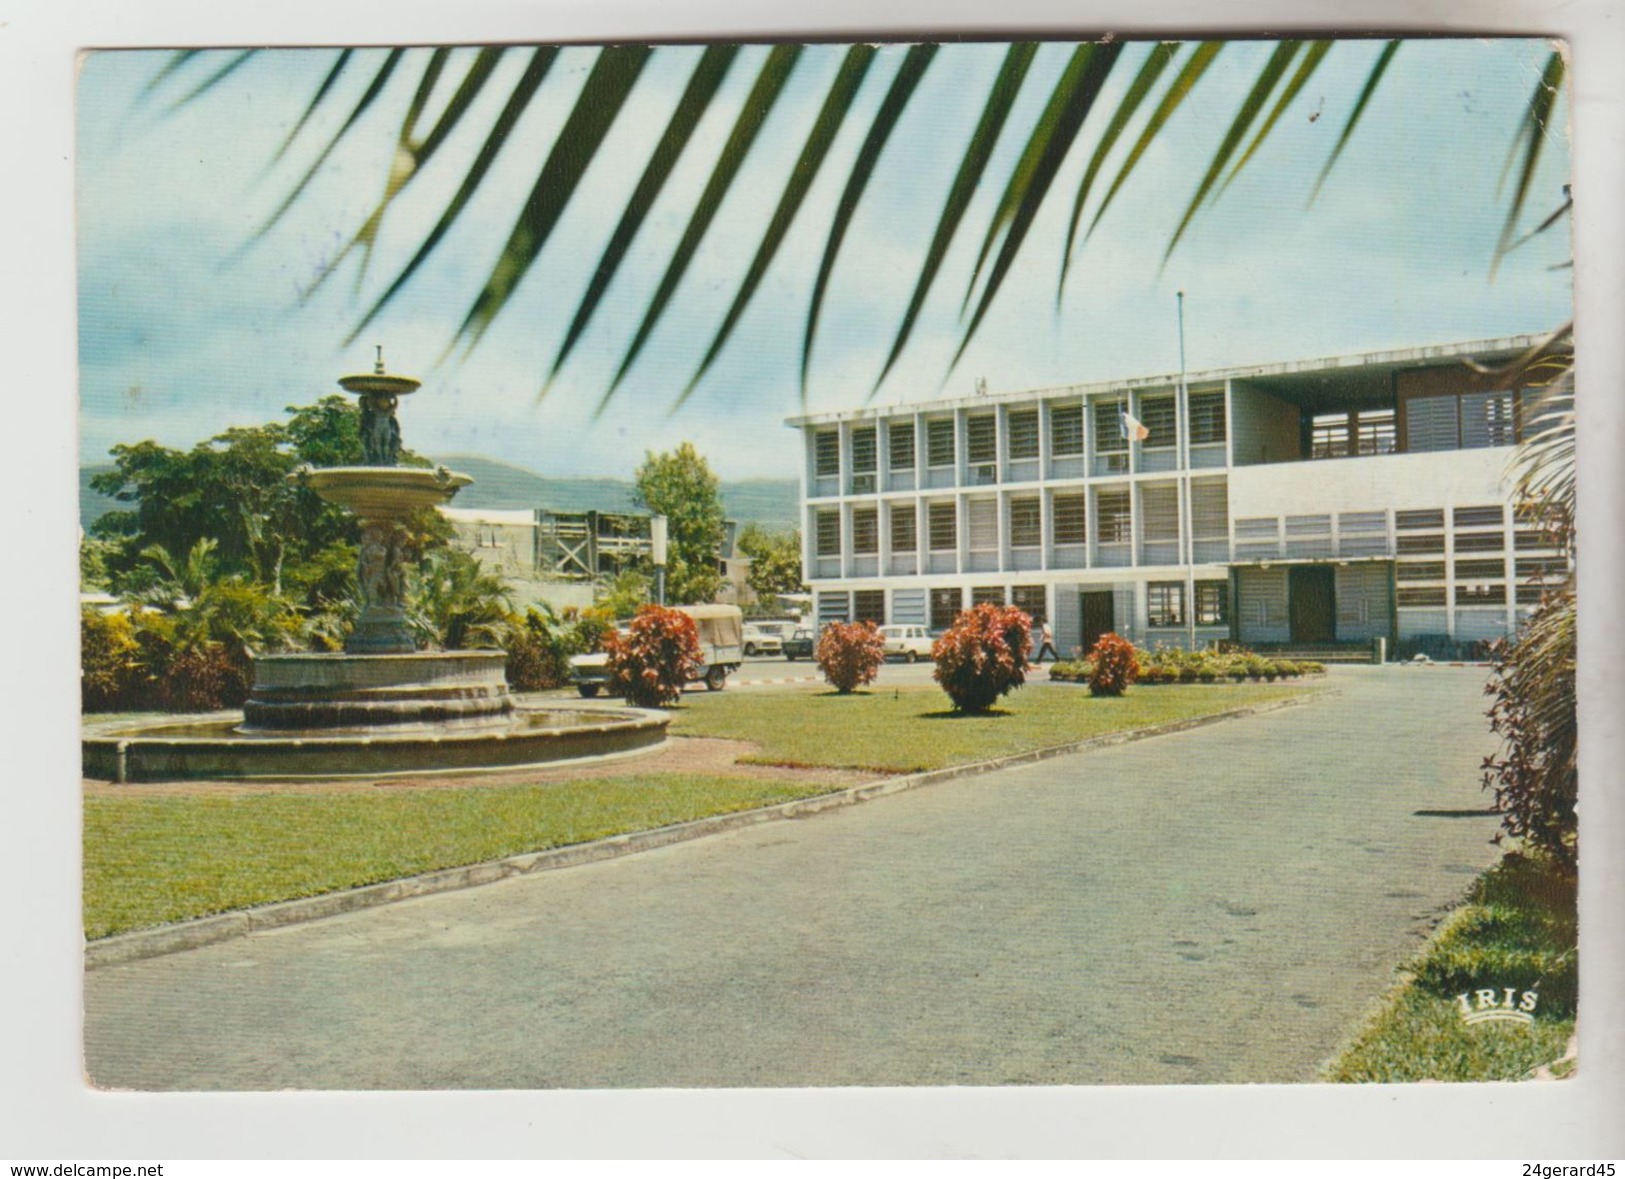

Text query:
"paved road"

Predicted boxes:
[[85, 667, 1503, 1089]]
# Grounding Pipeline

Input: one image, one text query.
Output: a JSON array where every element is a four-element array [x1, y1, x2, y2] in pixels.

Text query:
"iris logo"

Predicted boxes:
[[1455, 986, 1539, 1026]]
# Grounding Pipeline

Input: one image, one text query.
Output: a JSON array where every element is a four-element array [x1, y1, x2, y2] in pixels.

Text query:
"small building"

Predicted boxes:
[[787, 335, 1567, 659]]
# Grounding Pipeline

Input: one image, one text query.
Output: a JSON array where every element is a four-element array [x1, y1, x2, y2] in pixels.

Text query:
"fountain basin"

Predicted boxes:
[[83, 704, 670, 783], [294, 465, 472, 518], [243, 650, 514, 730]]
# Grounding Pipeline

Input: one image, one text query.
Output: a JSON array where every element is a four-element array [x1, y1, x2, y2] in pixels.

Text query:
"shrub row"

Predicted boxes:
[[1048, 645, 1325, 687]]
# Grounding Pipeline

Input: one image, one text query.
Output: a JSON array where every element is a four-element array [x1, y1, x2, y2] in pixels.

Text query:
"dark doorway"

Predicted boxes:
[[1081, 591, 1115, 653], [1289, 566, 1336, 643]]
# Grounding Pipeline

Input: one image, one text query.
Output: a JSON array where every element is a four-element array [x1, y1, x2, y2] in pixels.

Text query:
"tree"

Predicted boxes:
[[140, 41, 1564, 406], [632, 442, 725, 605], [737, 525, 806, 603]]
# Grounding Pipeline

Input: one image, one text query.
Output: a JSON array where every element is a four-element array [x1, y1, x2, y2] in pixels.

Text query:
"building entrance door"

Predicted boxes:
[[1288, 565, 1336, 643], [1081, 591, 1115, 653]]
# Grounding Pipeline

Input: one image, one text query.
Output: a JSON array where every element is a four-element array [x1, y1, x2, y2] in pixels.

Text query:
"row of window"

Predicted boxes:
[[813, 486, 1228, 556], [1397, 585, 1545, 607], [1395, 557, 1569, 582], [812, 391, 1227, 477]]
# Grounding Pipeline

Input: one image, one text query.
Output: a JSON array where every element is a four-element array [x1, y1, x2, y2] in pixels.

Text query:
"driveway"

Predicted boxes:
[[84, 666, 1504, 1089]]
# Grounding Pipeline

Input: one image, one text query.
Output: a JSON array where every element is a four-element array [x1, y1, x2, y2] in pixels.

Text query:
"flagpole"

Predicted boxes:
[[1179, 290, 1196, 650]]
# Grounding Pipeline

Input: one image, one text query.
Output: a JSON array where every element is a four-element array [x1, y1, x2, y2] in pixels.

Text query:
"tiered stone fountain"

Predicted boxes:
[[83, 353, 668, 782]]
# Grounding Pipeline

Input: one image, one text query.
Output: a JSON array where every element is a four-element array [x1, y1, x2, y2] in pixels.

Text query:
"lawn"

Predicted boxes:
[[84, 773, 838, 939], [670, 680, 1315, 773], [1325, 852, 1577, 1082]]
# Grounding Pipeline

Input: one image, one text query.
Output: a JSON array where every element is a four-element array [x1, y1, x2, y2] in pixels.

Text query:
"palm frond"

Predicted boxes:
[[344, 48, 560, 342], [801, 44, 938, 402], [1308, 39, 1400, 206], [543, 45, 740, 397], [600, 45, 804, 410], [871, 42, 1038, 397], [675, 45, 880, 409], [1492, 51, 1566, 279], [267, 50, 353, 168], [168, 49, 257, 113], [1216, 39, 1332, 197]]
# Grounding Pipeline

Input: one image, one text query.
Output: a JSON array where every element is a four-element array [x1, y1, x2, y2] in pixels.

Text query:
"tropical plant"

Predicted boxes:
[[80, 608, 141, 712], [137, 40, 1565, 407], [408, 547, 514, 649], [632, 442, 726, 605], [737, 525, 807, 604], [502, 605, 583, 692], [595, 569, 653, 619], [603, 604, 704, 708], [932, 603, 1032, 713], [815, 620, 886, 694], [1086, 633, 1139, 697]]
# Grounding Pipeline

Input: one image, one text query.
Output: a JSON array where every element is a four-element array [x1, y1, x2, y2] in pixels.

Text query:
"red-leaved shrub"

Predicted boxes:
[[932, 603, 1032, 713], [1087, 632, 1139, 696], [815, 621, 886, 693], [604, 605, 704, 708]]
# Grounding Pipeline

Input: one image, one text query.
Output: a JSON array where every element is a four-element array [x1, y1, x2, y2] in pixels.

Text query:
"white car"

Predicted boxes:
[[879, 624, 935, 663], [741, 623, 784, 657]]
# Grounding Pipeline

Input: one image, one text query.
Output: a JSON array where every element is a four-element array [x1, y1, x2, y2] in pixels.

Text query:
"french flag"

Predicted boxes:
[[1120, 409, 1150, 442]]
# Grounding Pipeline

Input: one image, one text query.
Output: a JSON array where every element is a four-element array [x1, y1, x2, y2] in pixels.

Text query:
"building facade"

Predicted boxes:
[[788, 335, 1566, 658]]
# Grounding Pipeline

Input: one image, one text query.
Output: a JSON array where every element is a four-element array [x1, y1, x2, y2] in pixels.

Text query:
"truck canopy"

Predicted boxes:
[[676, 603, 743, 650]]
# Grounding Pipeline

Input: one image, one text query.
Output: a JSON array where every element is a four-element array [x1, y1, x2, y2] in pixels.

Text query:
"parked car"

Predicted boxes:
[[741, 622, 784, 657], [570, 604, 745, 696], [782, 626, 816, 661], [879, 624, 935, 662]]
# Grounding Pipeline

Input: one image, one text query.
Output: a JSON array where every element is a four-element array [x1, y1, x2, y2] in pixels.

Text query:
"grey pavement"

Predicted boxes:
[[84, 666, 1503, 1089]]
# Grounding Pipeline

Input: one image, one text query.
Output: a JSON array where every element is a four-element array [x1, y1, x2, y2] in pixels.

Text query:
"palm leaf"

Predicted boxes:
[[800, 44, 938, 400], [1088, 41, 1224, 238], [137, 50, 201, 103], [344, 47, 559, 342], [1492, 50, 1565, 278], [952, 41, 1123, 371], [871, 42, 1037, 397], [600, 45, 804, 410], [1217, 39, 1332, 196], [676, 45, 880, 407], [1058, 41, 1179, 301], [168, 49, 257, 113], [1163, 40, 1302, 263], [303, 48, 506, 297], [251, 48, 407, 246], [267, 50, 352, 168], [1308, 39, 1400, 206], [456, 46, 656, 354], [543, 45, 741, 397]]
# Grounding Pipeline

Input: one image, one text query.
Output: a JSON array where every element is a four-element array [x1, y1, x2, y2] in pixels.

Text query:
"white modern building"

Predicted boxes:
[[787, 335, 1567, 659]]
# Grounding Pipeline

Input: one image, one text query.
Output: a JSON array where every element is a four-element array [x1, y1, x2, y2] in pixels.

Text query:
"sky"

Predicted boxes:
[[75, 38, 1574, 480]]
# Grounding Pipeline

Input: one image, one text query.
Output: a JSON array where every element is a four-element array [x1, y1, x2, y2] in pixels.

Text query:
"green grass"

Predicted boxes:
[[670, 681, 1313, 773], [84, 774, 837, 939], [1326, 852, 1577, 1082]]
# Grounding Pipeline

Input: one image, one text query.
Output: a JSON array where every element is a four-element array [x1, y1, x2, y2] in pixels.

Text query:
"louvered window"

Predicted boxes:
[[1190, 480, 1227, 539], [1397, 509, 1445, 530], [814, 430, 839, 476], [1406, 395, 1460, 453], [1139, 396, 1177, 447], [1007, 409, 1039, 459], [1456, 584, 1507, 605], [851, 427, 876, 474], [1053, 493, 1087, 544], [890, 506, 917, 552], [853, 590, 885, 624], [967, 498, 998, 551], [1097, 488, 1132, 543], [1455, 558, 1506, 580], [930, 588, 962, 630], [1009, 496, 1042, 547], [1453, 505, 1504, 529], [1397, 562, 1445, 581], [1454, 532, 1504, 553], [1397, 586, 1447, 606], [1189, 390, 1226, 444], [927, 419, 955, 467], [1141, 483, 1179, 541], [888, 420, 915, 470], [815, 510, 840, 556], [1356, 409, 1396, 455], [1396, 534, 1445, 555], [1147, 582, 1185, 627], [971, 586, 1004, 606], [851, 508, 878, 555], [1094, 402, 1127, 453], [927, 502, 957, 551], [1050, 404, 1084, 455], [1195, 581, 1229, 625], [966, 414, 997, 465], [1011, 584, 1046, 623], [1462, 392, 1516, 448], [1312, 413, 1351, 459]]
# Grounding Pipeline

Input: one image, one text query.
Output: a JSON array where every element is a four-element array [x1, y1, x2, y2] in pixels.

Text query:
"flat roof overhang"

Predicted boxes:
[[1228, 556, 1396, 568], [785, 334, 1545, 426]]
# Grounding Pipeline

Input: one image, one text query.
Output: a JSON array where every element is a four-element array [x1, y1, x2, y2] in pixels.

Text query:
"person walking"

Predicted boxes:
[[1035, 620, 1059, 664]]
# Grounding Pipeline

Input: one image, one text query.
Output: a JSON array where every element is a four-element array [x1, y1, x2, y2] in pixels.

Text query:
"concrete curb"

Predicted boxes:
[[85, 690, 1327, 970]]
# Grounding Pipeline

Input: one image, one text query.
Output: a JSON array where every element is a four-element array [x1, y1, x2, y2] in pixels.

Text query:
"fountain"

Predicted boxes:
[[83, 352, 668, 782]]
